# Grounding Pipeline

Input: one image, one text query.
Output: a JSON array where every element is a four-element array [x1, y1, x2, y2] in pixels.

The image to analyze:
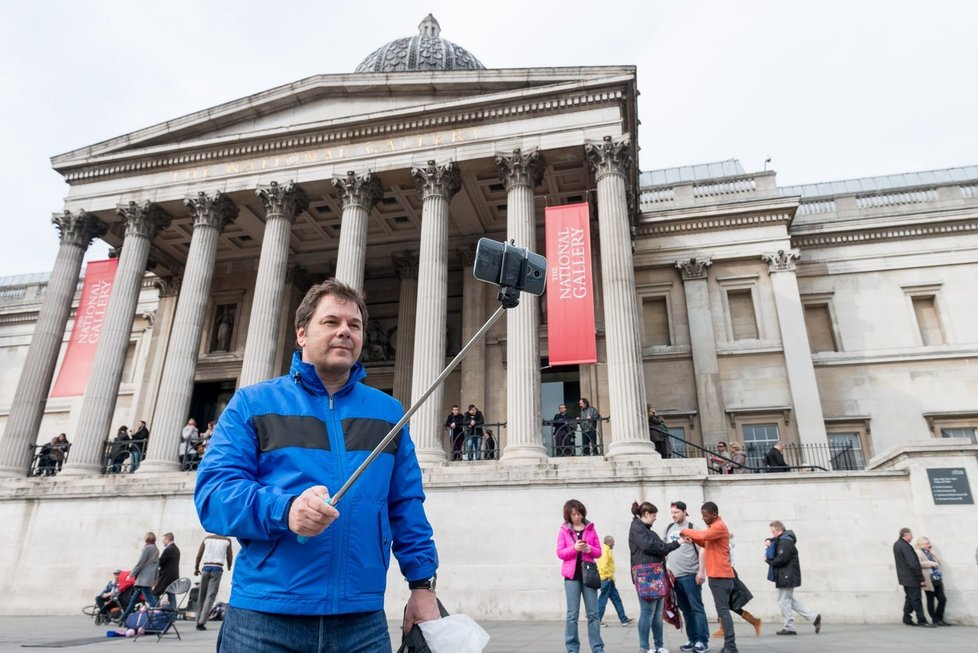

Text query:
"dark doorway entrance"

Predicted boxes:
[[189, 380, 237, 429], [541, 364, 581, 455]]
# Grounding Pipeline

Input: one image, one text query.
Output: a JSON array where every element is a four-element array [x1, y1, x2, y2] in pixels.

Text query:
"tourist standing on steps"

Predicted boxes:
[[764, 521, 821, 636]]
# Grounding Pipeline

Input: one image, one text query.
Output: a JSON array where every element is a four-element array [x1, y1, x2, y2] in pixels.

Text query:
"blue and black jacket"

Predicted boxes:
[[194, 351, 438, 615]]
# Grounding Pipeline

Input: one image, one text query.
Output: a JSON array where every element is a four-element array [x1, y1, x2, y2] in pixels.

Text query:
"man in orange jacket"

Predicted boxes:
[[681, 501, 738, 653]]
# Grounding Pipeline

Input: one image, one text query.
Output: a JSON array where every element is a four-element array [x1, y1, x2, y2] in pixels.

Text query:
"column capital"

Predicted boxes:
[[51, 210, 108, 249], [495, 148, 545, 192], [257, 181, 309, 222], [412, 160, 461, 200], [331, 171, 383, 211], [117, 201, 172, 240], [456, 246, 476, 268], [585, 134, 632, 181], [676, 257, 712, 281], [392, 250, 419, 280], [761, 249, 801, 272], [154, 275, 182, 298], [184, 192, 239, 231]]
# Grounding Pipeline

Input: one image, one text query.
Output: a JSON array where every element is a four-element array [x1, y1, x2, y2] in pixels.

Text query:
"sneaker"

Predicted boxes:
[[693, 643, 709, 653], [680, 644, 696, 652], [655, 648, 670, 653], [196, 624, 207, 631], [600, 621, 608, 627], [621, 617, 635, 626], [813, 613, 821, 634], [776, 629, 797, 635]]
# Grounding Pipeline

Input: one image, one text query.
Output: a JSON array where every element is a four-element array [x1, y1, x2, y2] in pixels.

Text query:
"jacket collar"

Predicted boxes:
[[289, 350, 366, 397]]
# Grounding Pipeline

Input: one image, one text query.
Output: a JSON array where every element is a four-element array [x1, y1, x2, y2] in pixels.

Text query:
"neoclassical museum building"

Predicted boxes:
[[1, 16, 976, 622]]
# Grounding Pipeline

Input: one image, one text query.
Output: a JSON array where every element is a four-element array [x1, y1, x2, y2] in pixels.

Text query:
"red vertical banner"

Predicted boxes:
[[50, 258, 119, 397], [545, 203, 597, 365]]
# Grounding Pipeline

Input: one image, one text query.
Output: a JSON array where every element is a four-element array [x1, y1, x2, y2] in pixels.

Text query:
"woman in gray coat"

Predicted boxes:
[[117, 532, 160, 624]]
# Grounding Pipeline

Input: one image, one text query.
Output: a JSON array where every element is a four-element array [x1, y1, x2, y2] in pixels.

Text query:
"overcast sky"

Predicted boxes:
[[2, 0, 976, 278]]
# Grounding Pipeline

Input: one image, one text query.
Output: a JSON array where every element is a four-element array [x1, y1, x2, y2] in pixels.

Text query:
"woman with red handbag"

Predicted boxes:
[[629, 501, 680, 653]]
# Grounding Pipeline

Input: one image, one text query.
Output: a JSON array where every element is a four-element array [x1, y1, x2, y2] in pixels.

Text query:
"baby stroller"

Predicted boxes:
[[83, 569, 136, 625]]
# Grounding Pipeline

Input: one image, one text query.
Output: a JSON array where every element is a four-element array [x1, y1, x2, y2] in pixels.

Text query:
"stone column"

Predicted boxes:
[[409, 161, 460, 464], [332, 171, 383, 292], [391, 251, 419, 406], [458, 246, 486, 414], [676, 257, 727, 446], [585, 135, 654, 457], [239, 181, 308, 387], [132, 276, 181, 427], [141, 192, 238, 472], [762, 249, 829, 446], [63, 203, 171, 475], [0, 211, 106, 478], [496, 148, 548, 462]]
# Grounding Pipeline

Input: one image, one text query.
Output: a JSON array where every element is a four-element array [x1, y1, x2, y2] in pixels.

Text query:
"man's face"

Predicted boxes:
[[165, 535, 173, 546], [559, 404, 567, 414], [902, 531, 913, 542], [701, 509, 717, 525], [579, 399, 585, 409], [469, 407, 476, 415], [670, 506, 686, 524], [297, 294, 363, 376], [770, 526, 782, 538], [451, 407, 460, 415]]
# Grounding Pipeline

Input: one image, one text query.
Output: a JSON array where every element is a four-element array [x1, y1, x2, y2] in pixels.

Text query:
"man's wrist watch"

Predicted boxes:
[[408, 574, 437, 591]]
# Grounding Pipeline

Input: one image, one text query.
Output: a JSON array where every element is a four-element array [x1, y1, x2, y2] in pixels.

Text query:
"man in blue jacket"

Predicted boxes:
[[195, 279, 439, 652]]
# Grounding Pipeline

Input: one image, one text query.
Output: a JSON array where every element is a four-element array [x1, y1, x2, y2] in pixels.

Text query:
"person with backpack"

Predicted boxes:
[[664, 501, 710, 653]]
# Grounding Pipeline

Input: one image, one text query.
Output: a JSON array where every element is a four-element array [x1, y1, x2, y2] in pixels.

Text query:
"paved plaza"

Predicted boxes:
[[0, 615, 972, 652]]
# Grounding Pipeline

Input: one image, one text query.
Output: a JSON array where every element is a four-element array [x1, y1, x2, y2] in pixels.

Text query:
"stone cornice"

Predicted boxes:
[[55, 83, 629, 184], [637, 211, 793, 236], [791, 218, 978, 249]]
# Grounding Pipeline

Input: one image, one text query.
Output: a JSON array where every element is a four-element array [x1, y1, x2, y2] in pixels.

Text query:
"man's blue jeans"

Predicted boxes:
[[464, 435, 481, 460], [564, 579, 604, 653], [637, 596, 664, 652], [218, 606, 391, 652], [673, 573, 710, 645], [597, 579, 629, 623], [119, 585, 158, 625]]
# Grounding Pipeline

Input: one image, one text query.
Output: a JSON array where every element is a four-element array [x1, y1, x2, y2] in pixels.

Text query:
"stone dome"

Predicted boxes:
[[355, 15, 486, 73]]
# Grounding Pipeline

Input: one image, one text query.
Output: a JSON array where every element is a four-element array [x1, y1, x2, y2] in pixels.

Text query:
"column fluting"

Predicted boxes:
[[585, 135, 654, 457], [391, 251, 419, 406], [239, 182, 308, 387], [497, 148, 547, 462], [409, 161, 460, 464], [332, 171, 383, 292], [0, 211, 106, 477], [140, 192, 238, 472], [63, 203, 171, 475]]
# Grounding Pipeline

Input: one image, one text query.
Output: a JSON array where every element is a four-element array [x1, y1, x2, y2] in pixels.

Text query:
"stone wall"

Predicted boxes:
[[1, 444, 975, 625]]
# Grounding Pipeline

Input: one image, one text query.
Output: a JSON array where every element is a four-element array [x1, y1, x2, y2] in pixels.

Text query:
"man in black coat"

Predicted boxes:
[[551, 404, 574, 456], [154, 532, 181, 609], [893, 527, 932, 626], [764, 441, 789, 472], [765, 521, 821, 635]]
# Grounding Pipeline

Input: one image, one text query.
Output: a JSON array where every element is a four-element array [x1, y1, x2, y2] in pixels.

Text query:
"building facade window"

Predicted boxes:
[[666, 426, 687, 458], [923, 412, 978, 443], [940, 427, 977, 443], [741, 422, 779, 467], [641, 296, 672, 346], [804, 303, 838, 352], [826, 431, 866, 470]]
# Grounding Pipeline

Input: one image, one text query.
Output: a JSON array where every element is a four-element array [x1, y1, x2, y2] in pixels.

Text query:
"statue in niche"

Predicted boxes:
[[363, 321, 390, 362], [211, 304, 236, 353]]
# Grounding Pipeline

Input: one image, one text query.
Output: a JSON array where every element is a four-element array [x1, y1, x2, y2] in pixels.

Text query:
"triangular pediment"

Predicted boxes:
[[51, 66, 636, 173]]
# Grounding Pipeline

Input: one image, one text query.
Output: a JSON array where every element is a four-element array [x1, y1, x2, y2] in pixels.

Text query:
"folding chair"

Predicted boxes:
[[133, 577, 192, 642]]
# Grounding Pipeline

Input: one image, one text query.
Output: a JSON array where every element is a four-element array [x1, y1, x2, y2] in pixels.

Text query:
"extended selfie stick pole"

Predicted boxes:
[[297, 301, 509, 543]]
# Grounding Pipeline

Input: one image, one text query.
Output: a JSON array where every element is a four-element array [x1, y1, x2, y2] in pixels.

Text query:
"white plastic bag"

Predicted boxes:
[[417, 614, 490, 653]]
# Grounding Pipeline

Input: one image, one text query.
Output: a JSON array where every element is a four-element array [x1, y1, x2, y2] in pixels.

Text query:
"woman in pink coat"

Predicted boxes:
[[556, 499, 605, 653]]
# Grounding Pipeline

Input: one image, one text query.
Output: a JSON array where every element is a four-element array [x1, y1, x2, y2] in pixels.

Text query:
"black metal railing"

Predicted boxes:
[[445, 422, 504, 461], [27, 442, 71, 477], [101, 439, 138, 474], [542, 416, 608, 457], [659, 427, 863, 474]]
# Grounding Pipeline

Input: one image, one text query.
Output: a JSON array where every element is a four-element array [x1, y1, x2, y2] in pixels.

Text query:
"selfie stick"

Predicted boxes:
[[297, 275, 526, 543]]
